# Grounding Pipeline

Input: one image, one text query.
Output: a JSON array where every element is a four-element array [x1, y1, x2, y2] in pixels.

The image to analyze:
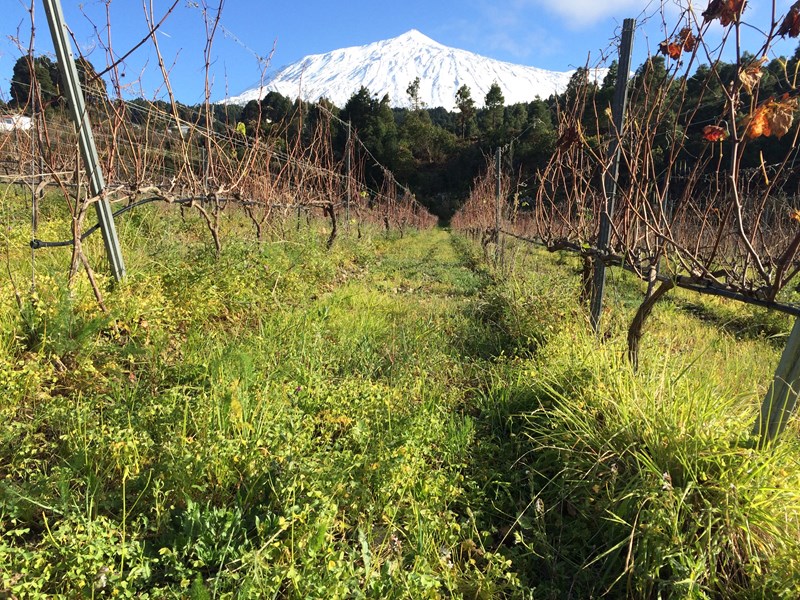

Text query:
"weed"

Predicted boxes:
[[1, 209, 797, 598]]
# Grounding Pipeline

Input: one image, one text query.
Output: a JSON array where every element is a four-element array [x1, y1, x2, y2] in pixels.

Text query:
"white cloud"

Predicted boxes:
[[455, 1, 567, 61], [485, 29, 562, 60], [440, 13, 558, 63], [523, 0, 651, 28]]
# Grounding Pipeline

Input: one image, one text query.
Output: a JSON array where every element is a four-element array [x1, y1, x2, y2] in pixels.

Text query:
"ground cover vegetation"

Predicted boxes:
[[4, 1, 800, 597], [1, 185, 800, 598]]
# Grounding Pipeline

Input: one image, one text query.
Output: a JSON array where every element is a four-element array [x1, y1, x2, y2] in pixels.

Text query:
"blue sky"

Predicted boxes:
[[1, 0, 799, 105]]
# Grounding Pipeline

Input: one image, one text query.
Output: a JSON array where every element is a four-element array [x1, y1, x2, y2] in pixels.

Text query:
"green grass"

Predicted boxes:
[[1, 189, 800, 598]]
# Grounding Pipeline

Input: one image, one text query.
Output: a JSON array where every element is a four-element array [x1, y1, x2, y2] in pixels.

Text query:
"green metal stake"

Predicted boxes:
[[43, 0, 126, 281], [754, 318, 800, 445]]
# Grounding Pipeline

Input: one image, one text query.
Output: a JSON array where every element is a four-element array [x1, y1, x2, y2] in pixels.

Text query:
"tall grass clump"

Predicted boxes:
[[514, 328, 800, 598]]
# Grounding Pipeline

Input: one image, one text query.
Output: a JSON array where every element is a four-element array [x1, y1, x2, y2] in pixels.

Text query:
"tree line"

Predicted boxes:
[[6, 44, 800, 221], [231, 80, 560, 220]]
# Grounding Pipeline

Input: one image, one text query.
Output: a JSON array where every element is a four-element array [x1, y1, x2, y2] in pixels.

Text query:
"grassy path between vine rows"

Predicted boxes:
[[3, 211, 800, 598]]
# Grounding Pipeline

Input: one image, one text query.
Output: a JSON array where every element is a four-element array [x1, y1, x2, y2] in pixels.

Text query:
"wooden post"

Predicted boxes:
[[590, 17, 635, 331], [754, 319, 800, 445], [345, 120, 352, 224], [495, 146, 503, 265], [42, 0, 126, 281]]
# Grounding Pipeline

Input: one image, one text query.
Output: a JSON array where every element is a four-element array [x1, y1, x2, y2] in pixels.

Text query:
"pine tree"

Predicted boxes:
[[76, 57, 107, 104], [455, 84, 476, 138], [342, 86, 374, 133], [483, 82, 505, 139], [10, 56, 57, 108], [406, 77, 424, 112]]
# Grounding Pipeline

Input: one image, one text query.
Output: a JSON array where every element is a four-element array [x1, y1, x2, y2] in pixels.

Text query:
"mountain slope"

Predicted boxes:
[[226, 30, 602, 109]]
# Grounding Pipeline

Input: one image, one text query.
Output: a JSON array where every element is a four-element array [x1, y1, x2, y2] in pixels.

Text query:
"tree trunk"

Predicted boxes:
[[580, 256, 594, 306], [627, 278, 675, 371], [324, 202, 338, 250]]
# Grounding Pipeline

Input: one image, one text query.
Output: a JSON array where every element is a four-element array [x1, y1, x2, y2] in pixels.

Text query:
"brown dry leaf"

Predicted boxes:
[[720, 0, 746, 26], [702, 125, 728, 142], [659, 28, 697, 60], [779, 1, 800, 37], [682, 28, 697, 52], [745, 95, 799, 140], [770, 95, 798, 138], [746, 103, 771, 139], [738, 57, 767, 94], [659, 40, 683, 59], [702, 0, 725, 21], [703, 0, 747, 26], [790, 208, 800, 223]]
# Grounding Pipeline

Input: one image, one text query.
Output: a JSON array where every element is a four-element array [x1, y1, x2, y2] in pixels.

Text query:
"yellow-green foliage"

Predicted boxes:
[[1, 194, 798, 598]]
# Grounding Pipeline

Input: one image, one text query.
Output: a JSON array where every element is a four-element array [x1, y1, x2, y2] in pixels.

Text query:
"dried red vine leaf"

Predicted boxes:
[[702, 0, 746, 26], [659, 41, 683, 59], [779, 1, 800, 37], [659, 27, 697, 60], [702, 125, 728, 142]]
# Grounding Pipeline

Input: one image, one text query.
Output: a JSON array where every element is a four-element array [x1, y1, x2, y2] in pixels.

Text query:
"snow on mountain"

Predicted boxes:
[[225, 29, 604, 110]]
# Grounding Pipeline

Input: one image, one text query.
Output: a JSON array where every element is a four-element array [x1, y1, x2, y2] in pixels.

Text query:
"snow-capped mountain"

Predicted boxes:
[[226, 30, 603, 110]]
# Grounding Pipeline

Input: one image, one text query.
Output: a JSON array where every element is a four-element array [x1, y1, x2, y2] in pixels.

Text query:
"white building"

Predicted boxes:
[[0, 114, 33, 132]]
